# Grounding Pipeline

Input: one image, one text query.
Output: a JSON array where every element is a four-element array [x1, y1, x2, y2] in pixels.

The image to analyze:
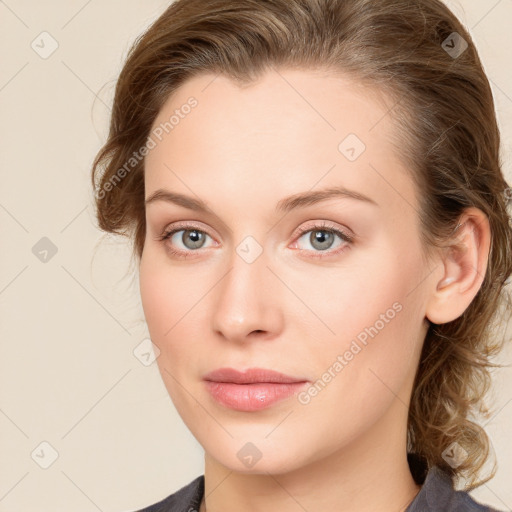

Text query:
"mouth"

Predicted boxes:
[[203, 367, 309, 411], [203, 367, 306, 384]]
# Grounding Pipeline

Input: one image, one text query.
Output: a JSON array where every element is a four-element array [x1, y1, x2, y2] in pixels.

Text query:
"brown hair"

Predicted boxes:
[[91, 0, 512, 489]]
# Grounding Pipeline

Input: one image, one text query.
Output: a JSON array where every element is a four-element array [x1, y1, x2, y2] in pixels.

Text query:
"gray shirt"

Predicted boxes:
[[136, 463, 502, 512]]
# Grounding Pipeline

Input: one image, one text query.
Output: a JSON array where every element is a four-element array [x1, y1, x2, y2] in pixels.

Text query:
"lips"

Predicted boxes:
[[203, 367, 309, 411], [203, 367, 306, 384]]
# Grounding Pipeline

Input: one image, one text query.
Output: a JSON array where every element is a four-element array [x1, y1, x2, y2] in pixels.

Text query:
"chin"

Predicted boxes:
[[201, 433, 323, 476]]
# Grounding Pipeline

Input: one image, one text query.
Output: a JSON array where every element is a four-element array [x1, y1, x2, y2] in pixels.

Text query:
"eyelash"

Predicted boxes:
[[155, 221, 354, 260]]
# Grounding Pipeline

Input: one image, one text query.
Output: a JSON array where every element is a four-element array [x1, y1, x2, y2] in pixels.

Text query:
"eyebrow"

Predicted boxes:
[[144, 185, 378, 215]]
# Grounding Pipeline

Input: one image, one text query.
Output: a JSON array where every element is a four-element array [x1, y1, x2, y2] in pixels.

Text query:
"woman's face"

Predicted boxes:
[[139, 68, 435, 473]]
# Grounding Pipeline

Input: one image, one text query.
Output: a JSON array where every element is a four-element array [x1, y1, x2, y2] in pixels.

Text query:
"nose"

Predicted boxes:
[[211, 245, 284, 344]]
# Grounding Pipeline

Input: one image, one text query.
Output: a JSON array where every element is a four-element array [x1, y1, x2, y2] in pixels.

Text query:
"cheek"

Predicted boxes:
[[139, 257, 169, 335], [138, 250, 187, 355], [139, 244, 193, 332], [139, 255, 194, 410], [306, 244, 425, 387], [296, 292, 423, 446], [139, 250, 207, 371]]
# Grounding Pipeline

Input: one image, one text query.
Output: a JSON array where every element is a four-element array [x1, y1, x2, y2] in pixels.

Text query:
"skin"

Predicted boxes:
[[139, 68, 490, 512]]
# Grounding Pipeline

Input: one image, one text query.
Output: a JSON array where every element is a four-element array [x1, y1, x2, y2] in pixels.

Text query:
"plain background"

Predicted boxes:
[[0, 1, 511, 511]]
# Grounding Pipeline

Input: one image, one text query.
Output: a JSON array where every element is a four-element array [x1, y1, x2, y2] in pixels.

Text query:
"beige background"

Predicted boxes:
[[0, 1, 511, 511]]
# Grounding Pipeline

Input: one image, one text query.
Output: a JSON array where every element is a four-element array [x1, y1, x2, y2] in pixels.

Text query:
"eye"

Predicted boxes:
[[155, 220, 354, 260], [156, 222, 215, 259], [292, 221, 353, 258]]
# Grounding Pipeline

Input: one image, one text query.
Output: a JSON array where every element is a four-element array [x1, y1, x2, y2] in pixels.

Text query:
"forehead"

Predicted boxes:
[[144, 68, 416, 217], [150, 68, 394, 145]]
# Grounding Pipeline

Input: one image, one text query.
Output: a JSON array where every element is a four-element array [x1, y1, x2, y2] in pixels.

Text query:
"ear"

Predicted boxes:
[[425, 207, 491, 325]]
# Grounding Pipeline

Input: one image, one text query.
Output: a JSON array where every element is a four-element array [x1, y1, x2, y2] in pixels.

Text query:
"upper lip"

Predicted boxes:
[[203, 367, 307, 384]]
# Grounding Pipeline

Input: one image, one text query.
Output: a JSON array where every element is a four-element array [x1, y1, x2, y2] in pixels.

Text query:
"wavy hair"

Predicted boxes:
[[90, 0, 512, 490]]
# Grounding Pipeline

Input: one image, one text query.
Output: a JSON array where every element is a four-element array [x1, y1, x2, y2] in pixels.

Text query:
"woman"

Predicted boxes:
[[91, 0, 512, 510]]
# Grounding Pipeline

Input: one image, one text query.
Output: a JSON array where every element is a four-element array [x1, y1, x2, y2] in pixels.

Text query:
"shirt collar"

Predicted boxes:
[[406, 465, 458, 511]]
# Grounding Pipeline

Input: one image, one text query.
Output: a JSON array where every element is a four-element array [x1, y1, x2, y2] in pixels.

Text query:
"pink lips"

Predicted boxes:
[[203, 367, 308, 411]]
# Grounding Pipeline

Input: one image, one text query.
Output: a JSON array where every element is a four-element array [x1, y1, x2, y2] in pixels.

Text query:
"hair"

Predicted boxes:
[[91, 0, 512, 490]]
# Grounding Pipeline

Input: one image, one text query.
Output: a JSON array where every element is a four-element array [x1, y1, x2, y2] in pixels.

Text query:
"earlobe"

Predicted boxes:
[[425, 208, 491, 325]]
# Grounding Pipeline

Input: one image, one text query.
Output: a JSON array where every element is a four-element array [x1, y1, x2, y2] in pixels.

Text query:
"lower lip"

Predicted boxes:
[[204, 381, 308, 411]]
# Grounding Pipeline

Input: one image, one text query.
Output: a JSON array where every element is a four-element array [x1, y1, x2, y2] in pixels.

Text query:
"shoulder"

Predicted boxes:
[[407, 465, 503, 512], [131, 475, 204, 512]]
